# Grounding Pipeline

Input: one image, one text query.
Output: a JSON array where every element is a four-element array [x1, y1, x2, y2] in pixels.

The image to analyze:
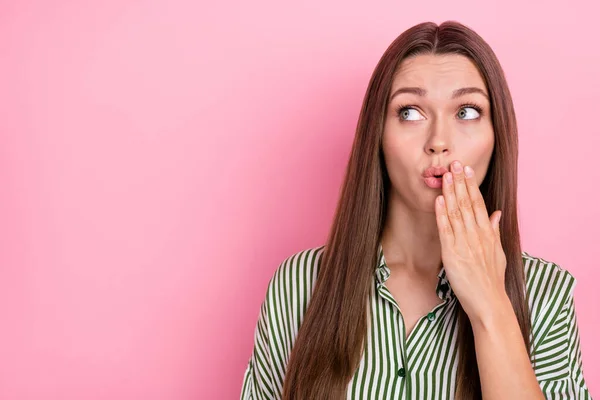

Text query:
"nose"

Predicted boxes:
[[426, 143, 449, 155], [424, 119, 451, 155]]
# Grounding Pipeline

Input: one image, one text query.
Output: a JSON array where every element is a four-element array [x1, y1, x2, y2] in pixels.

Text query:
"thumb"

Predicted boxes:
[[491, 211, 502, 240]]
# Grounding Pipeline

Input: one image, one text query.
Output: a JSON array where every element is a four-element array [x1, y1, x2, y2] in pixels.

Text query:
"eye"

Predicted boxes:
[[396, 104, 483, 122], [457, 105, 482, 120], [397, 106, 425, 121]]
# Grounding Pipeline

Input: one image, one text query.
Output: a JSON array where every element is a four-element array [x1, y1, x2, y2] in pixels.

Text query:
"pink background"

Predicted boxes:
[[1, 1, 598, 399]]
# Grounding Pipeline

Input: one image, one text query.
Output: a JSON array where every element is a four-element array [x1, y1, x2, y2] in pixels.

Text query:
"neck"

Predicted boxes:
[[380, 193, 443, 274]]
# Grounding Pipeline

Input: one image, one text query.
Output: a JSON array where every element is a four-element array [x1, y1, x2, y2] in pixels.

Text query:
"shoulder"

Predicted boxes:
[[266, 245, 325, 296], [521, 251, 577, 327], [261, 245, 325, 327], [243, 246, 326, 396]]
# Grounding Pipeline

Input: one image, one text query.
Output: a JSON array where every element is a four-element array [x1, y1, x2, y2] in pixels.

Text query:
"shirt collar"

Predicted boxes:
[[375, 242, 453, 301]]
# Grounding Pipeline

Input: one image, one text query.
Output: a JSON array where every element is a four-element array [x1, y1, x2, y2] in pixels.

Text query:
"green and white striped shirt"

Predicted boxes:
[[240, 244, 592, 399]]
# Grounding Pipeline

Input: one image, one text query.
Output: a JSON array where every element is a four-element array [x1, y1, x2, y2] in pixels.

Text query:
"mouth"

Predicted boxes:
[[422, 166, 450, 189], [423, 166, 450, 179], [423, 176, 444, 189]]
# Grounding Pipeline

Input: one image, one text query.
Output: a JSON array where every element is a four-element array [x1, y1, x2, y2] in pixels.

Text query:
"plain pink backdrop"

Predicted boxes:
[[0, 1, 598, 399]]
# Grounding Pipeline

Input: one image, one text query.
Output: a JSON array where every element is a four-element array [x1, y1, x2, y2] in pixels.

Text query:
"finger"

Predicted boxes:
[[442, 169, 467, 245], [435, 195, 455, 247], [464, 165, 493, 231], [450, 161, 480, 246]]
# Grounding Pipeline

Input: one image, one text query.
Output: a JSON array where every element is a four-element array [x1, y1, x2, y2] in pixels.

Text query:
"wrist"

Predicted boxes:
[[469, 291, 516, 333]]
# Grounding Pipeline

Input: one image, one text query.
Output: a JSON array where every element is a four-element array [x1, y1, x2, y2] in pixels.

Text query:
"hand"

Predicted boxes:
[[434, 160, 508, 324]]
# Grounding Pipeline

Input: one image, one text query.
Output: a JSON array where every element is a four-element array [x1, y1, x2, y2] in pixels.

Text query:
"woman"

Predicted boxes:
[[240, 21, 592, 399]]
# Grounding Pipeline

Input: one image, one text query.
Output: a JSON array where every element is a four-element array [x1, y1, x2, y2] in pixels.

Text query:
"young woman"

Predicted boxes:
[[240, 21, 592, 399]]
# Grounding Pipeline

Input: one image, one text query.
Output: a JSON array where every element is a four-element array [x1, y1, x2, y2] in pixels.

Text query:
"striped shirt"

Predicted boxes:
[[240, 244, 592, 399]]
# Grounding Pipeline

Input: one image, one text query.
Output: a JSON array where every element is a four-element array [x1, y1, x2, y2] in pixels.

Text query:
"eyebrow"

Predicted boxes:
[[389, 86, 489, 101]]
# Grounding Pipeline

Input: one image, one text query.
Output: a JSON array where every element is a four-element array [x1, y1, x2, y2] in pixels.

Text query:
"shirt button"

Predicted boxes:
[[427, 312, 436, 322], [397, 367, 406, 378]]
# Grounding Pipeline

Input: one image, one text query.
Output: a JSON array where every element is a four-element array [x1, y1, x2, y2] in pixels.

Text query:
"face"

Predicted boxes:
[[382, 53, 495, 212]]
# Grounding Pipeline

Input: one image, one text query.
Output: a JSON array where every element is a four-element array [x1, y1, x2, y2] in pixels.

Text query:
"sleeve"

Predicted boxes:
[[240, 283, 278, 400], [532, 275, 593, 399]]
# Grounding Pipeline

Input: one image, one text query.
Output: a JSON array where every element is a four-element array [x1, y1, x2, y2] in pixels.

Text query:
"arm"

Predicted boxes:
[[433, 162, 583, 399], [471, 294, 545, 400], [534, 291, 592, 399], [472, 270, 593, 400], [240, 249, 320, 400], [240, 292, 277, 400]]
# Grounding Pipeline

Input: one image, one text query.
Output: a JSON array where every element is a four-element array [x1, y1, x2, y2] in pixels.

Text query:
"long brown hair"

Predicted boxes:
[[282, 20, 531, 399]]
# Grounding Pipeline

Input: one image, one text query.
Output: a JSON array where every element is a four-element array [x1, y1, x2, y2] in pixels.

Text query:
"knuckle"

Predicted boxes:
[[448, 207, 463, 220], [442, 224, 454, 235], [481, 234, 492, 247], [458, 196, 472, 209], [471, 196, 486, 210], [478, 224, 491, 236], [453, 174, 465, 184], [471, 243, 484, 256]]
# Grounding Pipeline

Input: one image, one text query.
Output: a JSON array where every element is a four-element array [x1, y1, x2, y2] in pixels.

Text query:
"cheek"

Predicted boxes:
[[382, 141, 415, 185], [468, 134, 495, 182]]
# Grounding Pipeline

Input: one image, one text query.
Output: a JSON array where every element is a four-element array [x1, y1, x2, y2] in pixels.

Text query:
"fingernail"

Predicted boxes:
[[464, 165, 473, 177], [452, 161, 462, 173], [445, 172, 453, 183]]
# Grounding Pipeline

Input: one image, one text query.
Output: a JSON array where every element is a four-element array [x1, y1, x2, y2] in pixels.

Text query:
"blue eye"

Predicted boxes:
[[457, 106, 481, 120], [397, 107, 424, 121], [396, 103, 484, 122]]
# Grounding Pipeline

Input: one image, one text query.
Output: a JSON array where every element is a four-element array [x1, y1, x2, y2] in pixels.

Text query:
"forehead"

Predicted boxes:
[[391, 54, 487, 98]]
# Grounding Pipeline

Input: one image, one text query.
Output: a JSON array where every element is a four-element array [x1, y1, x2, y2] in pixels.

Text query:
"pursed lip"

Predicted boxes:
[[422, 166, 450, 178]]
